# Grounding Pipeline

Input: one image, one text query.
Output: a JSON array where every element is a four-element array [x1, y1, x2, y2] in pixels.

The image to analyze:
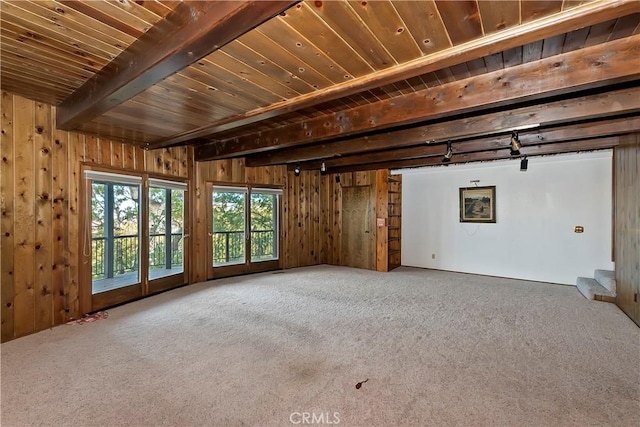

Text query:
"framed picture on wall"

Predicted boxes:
[[459, 186, 496, 223]]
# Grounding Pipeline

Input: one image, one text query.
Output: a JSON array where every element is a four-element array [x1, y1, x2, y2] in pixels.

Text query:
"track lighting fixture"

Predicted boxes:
[[442, 141, 453, 162], [520, 156, 528, 171], [320, 161, 327, 173], [294, 163, 301, 176], [510, 131, 522, 155]]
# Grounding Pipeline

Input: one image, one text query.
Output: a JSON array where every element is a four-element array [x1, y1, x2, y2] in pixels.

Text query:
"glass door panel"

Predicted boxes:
[[91, 181, 141, 295], [212, 189, 246, 267], [250, 192, 278, 262], [148, 186, 185, 280]]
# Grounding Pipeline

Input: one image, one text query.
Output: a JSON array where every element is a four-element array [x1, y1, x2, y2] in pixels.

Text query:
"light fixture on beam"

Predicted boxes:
[[442, 141, 453, 162], [510, 131, 522, 155], [294, 163, 301, 176], [520, 156, 528, 171], [320, 161, 327, 174]]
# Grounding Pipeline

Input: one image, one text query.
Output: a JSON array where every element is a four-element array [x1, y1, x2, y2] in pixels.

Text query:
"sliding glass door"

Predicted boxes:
[[84, 170, 188, 311], [212, 187, 247, 269], [148, 178, 187, 293], [250, 190, 279, 262], [210, 185, 281, 278], [92, 181, 140, 290]]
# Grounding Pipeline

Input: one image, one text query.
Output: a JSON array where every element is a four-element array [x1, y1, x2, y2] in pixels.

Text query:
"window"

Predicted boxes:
[[211, 185, 282, 273], [85, 171, 142, 294], [212, 186, 247, 266], [250, 189, 280, 262], [148, 178, 187, 280]]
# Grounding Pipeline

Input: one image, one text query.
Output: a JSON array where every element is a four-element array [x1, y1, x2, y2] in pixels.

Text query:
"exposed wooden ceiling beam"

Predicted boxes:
[[203, 35, 640, 160], [296, 116, 640, 170], [155, 0, 640, 148], [237, 86, 640, 166], [324, 137, 620, 174], [56, 0, 298, 131]]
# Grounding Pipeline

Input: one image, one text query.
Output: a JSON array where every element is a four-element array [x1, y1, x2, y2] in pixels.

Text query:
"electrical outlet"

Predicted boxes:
[[432, 253, 435, 259]]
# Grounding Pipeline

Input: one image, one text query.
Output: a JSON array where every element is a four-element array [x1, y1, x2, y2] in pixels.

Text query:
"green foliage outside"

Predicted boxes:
[[91, 183, 184, 279], [212, 191, 278, 265]]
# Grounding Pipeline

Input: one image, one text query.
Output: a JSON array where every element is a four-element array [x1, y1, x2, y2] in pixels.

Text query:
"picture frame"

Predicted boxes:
[[459, 186, 496, 223]]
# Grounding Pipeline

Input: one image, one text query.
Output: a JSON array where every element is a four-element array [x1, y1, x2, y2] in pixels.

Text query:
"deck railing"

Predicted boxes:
[[212, 229, 276, 265], [92, 233, 183, 279]]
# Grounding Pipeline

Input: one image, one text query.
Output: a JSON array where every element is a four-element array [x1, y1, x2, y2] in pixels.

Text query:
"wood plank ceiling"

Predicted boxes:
[[1, 0, 639, 172]]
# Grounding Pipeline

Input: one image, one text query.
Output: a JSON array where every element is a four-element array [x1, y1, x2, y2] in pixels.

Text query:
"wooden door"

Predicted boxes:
[[342, 186, 374, 269]]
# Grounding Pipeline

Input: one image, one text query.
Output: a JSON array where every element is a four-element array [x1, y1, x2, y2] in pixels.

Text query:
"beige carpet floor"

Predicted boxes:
[[1, 265, 639, 426]]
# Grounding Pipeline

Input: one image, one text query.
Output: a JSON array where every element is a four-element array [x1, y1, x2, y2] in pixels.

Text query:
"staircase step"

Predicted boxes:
[[577, 277, 616, 302], [594, 269, 616, 293]]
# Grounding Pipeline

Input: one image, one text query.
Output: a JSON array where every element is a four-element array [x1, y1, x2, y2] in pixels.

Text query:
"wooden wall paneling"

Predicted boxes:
[[85, 135, 99, 164], [67, 132, 82, 319], [123, 142, 135, 170], [614, 133, 640, 326], [146, 147, 161, 174], [286, 170, 297, 268], [51, 124, 68, 325], [99, 137, 112, 166], [1, 91, 15, 341], [1, 93, 197, 340], [375, 169, 389, 272], [300, 171, 309, 266], [34, 101, 53, 331], [283, 171, 292, 268], [333, 173, 341, 266], [320, 174, 333, 264], [292, 169, 301, 268], [110, 140, 124, 169], [190, 163, 207, 284], [12, 95, 36, 337], [133, 143, 145, 172], [312, 170, 320, 264], [167, 147, 179, 175], [232, 157, 245, 183], [296, 170, 305, 267]]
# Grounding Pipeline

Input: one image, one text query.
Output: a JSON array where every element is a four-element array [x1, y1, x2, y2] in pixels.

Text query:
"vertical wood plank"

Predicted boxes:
[[375, 169, 389, 272], [110, 141, 124, 169], [99, 137, 111, 166], [614, 133, 640, 325], [192, 163, 207, 283], [66, 132, 82, 320], [232, 157, 245, 182], [1, 92, 15, 341], [85, 135, 99, 163], [334, 175, 342, 265], [134, 145, 145, 171], [51, 125, 68, 325], [283, 171, 292, 268], [12, 96, 36, 337], [123, 142, 135, 170], [34, 101, 53, 331], [319, 174, 329, 264], [311, 170, 320, 264]]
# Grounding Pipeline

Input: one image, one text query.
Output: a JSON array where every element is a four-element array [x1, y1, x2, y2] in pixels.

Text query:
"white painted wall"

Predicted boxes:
[[398, 151, 613, 285]]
